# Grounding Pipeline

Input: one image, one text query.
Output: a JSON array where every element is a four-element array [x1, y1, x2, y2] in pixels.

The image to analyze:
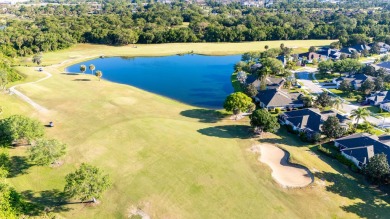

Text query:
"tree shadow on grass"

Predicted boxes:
[[8, 156, 33, 177], [61, 73, 79, 75], [259, 128, 311, 147], [315, 171, 390, 218], [73, 79, 91, 81], [21, 189, 72, 215], [180, 109, 229, 123], [197, 125, 252, 139]]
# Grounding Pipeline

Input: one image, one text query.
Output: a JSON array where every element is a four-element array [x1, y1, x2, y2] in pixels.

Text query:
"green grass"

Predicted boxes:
[[2, 43, 389, 218], [327, 89, 358, 102], [364, 106, 390, 118], [315, 73, 339, 83], [15, 40, 336, 67]]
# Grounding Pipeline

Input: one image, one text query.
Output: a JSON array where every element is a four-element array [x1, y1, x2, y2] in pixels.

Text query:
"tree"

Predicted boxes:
[[236, 71, 247, 84], [360, 80, 375, 95], [351, 50, 360, 59], [339, 80, 352, 92], [0, 115, 44, 145], [318, 60, 333, 74], [340, 53, 347, 60], [28, 139, 66, 166], [315, 91, 331, 108], [223, 92, 253, 115], [363, 153, 390, 184], [243, 83, 258, 97], [309, 46, 316, 52], [0, 71, 8, 91], [259, 57, 284, 76], [350, 108, 370, 127], [331, 97, 343, 110], [64, 163, 111, 203], [301, 95, 314, 108], [89, 64, 95, 75], [370, 43, 381, 55], [321, 116, 345, 139], [32, 54, 42, 65], [374, 77, 384, 91], [264, 45, 269, 50], [80, 65, 86, 74], [95, 70, 103, 81], [250, 109, 280, 134]]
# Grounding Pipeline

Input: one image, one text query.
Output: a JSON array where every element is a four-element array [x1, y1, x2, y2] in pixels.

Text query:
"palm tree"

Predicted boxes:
[[331, 98, 343, 110], [95, 70, 103, 81], [89, 64, 95, 75], [301, 95, 314, 108], [350, 108, 370, 127], [80, 65, 86, 74]]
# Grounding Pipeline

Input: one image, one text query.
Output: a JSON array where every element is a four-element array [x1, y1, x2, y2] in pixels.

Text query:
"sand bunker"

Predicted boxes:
[[257, 144, 313, 188]]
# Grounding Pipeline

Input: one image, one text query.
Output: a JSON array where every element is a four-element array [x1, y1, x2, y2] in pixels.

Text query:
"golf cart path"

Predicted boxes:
[[9, 70, 51, 114], [256, 144, 313, 188], [8, 55, 99, 114]]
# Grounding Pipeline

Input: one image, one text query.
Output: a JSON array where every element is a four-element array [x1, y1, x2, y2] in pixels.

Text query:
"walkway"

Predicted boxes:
[[9, 69, 51, 114]]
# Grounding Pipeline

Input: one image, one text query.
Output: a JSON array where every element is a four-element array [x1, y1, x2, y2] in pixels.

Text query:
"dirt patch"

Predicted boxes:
[[251, 144, 313, 188]]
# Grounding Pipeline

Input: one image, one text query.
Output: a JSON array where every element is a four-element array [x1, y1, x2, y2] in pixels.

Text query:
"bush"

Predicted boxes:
[[275, 108, 281, 114], [355, 95, 363, 102]]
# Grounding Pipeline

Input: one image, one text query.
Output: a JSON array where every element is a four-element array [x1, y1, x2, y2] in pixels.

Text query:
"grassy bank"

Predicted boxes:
[[2, 41, 389, 218], [16, 40, 336, 67]]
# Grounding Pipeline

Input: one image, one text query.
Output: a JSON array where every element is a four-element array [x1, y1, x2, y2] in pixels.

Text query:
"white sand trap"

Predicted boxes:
[[258, 144, 313, 188]]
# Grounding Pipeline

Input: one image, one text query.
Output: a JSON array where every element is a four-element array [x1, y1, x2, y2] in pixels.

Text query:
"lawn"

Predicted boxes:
[[327, 88, 359, 102], [315, 73, 339, 83], [364, 106, 390, 118], [2, 42, 389, 218], [16, 40, 336, 67]]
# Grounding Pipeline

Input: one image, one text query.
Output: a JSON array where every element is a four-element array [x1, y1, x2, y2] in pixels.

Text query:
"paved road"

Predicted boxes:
[[295, 69, 390, 128], [9, 69, 51, 114], [295, 69, 323, 94]]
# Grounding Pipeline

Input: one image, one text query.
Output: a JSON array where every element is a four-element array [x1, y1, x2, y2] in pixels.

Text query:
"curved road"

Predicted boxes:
[[9, 69, 51, 114]]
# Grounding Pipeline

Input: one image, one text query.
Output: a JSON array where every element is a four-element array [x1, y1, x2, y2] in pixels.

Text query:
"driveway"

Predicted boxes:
[[295, 70, 323, 94]]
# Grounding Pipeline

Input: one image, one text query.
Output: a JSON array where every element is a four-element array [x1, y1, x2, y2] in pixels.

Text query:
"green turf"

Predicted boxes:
[[1, 43, 389, 218]]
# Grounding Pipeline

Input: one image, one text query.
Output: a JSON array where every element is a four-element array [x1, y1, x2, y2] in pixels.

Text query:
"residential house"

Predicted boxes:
[[366, 91, 390, 106], [333, 74, 375, 90], [279, 108, 350, 137], [334, 133, 390, 168], [255, 89, 303, 109], [339, 44, 371, 57], [368, 42, 390, 54], [317, 48, 342, 60], [298, 52, 328, 63], [246, 75, 285, 90]]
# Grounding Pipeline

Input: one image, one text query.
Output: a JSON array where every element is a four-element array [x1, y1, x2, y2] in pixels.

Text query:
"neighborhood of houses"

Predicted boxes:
[[239, 41, 390, 170]]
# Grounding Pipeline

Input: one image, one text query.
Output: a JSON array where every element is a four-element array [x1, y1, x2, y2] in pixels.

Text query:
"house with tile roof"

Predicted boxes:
[[334, 133, 390, 168]]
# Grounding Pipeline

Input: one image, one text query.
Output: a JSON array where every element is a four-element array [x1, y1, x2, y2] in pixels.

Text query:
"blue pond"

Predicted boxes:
[[66, 55, 241, 109]]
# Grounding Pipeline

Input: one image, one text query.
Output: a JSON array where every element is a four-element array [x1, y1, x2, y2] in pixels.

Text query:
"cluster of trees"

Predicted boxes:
[[0, 114, 111, 217], [79, 64, 103, 80], [2, 1, 390, 57]]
